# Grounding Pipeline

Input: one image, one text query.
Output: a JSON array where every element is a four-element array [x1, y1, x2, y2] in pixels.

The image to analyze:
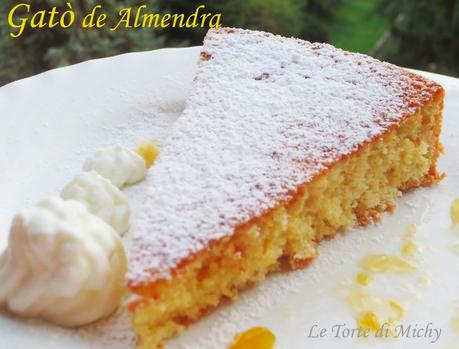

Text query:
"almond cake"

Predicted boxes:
[[126, 28, 444, 348]]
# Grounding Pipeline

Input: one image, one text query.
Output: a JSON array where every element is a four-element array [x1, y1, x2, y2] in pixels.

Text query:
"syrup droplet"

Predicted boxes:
[[135, 140, 159, 168], [360, 254, 415, 273], [451, 198, 459, 227], [388, 300, 404, 322], [228, 327, 276, 349], [401, 223, 420, 257], [358, 312, 381, 332], [356, 272, 372, 286]]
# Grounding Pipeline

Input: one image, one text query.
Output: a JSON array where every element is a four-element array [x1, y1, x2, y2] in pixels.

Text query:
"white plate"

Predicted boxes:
[[1, 48, 459, 349]]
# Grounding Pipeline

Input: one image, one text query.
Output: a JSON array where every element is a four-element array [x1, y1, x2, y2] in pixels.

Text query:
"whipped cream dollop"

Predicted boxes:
[[61, 171, 130, 234], [83, 145, 147, 188], [0, 198, 127, 327]]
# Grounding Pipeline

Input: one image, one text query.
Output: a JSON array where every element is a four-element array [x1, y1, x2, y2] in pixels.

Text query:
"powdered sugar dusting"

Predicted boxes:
[[128, 28, 442, 284], [74, 307, 136, 347]]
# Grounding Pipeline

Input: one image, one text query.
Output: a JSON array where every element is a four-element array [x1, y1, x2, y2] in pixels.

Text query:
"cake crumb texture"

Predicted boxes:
[[130, 98, 443, 348]]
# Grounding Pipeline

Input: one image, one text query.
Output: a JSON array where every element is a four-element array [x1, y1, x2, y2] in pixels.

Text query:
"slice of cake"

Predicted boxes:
[[127, 28, 444, 348]]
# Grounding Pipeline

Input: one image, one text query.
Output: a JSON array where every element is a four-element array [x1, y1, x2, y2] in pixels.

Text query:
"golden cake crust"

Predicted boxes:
[[128, 89, 444, 296]]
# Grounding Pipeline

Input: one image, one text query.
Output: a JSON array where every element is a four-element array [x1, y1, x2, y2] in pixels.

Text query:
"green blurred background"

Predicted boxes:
[[1, 0, 458, 85]]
